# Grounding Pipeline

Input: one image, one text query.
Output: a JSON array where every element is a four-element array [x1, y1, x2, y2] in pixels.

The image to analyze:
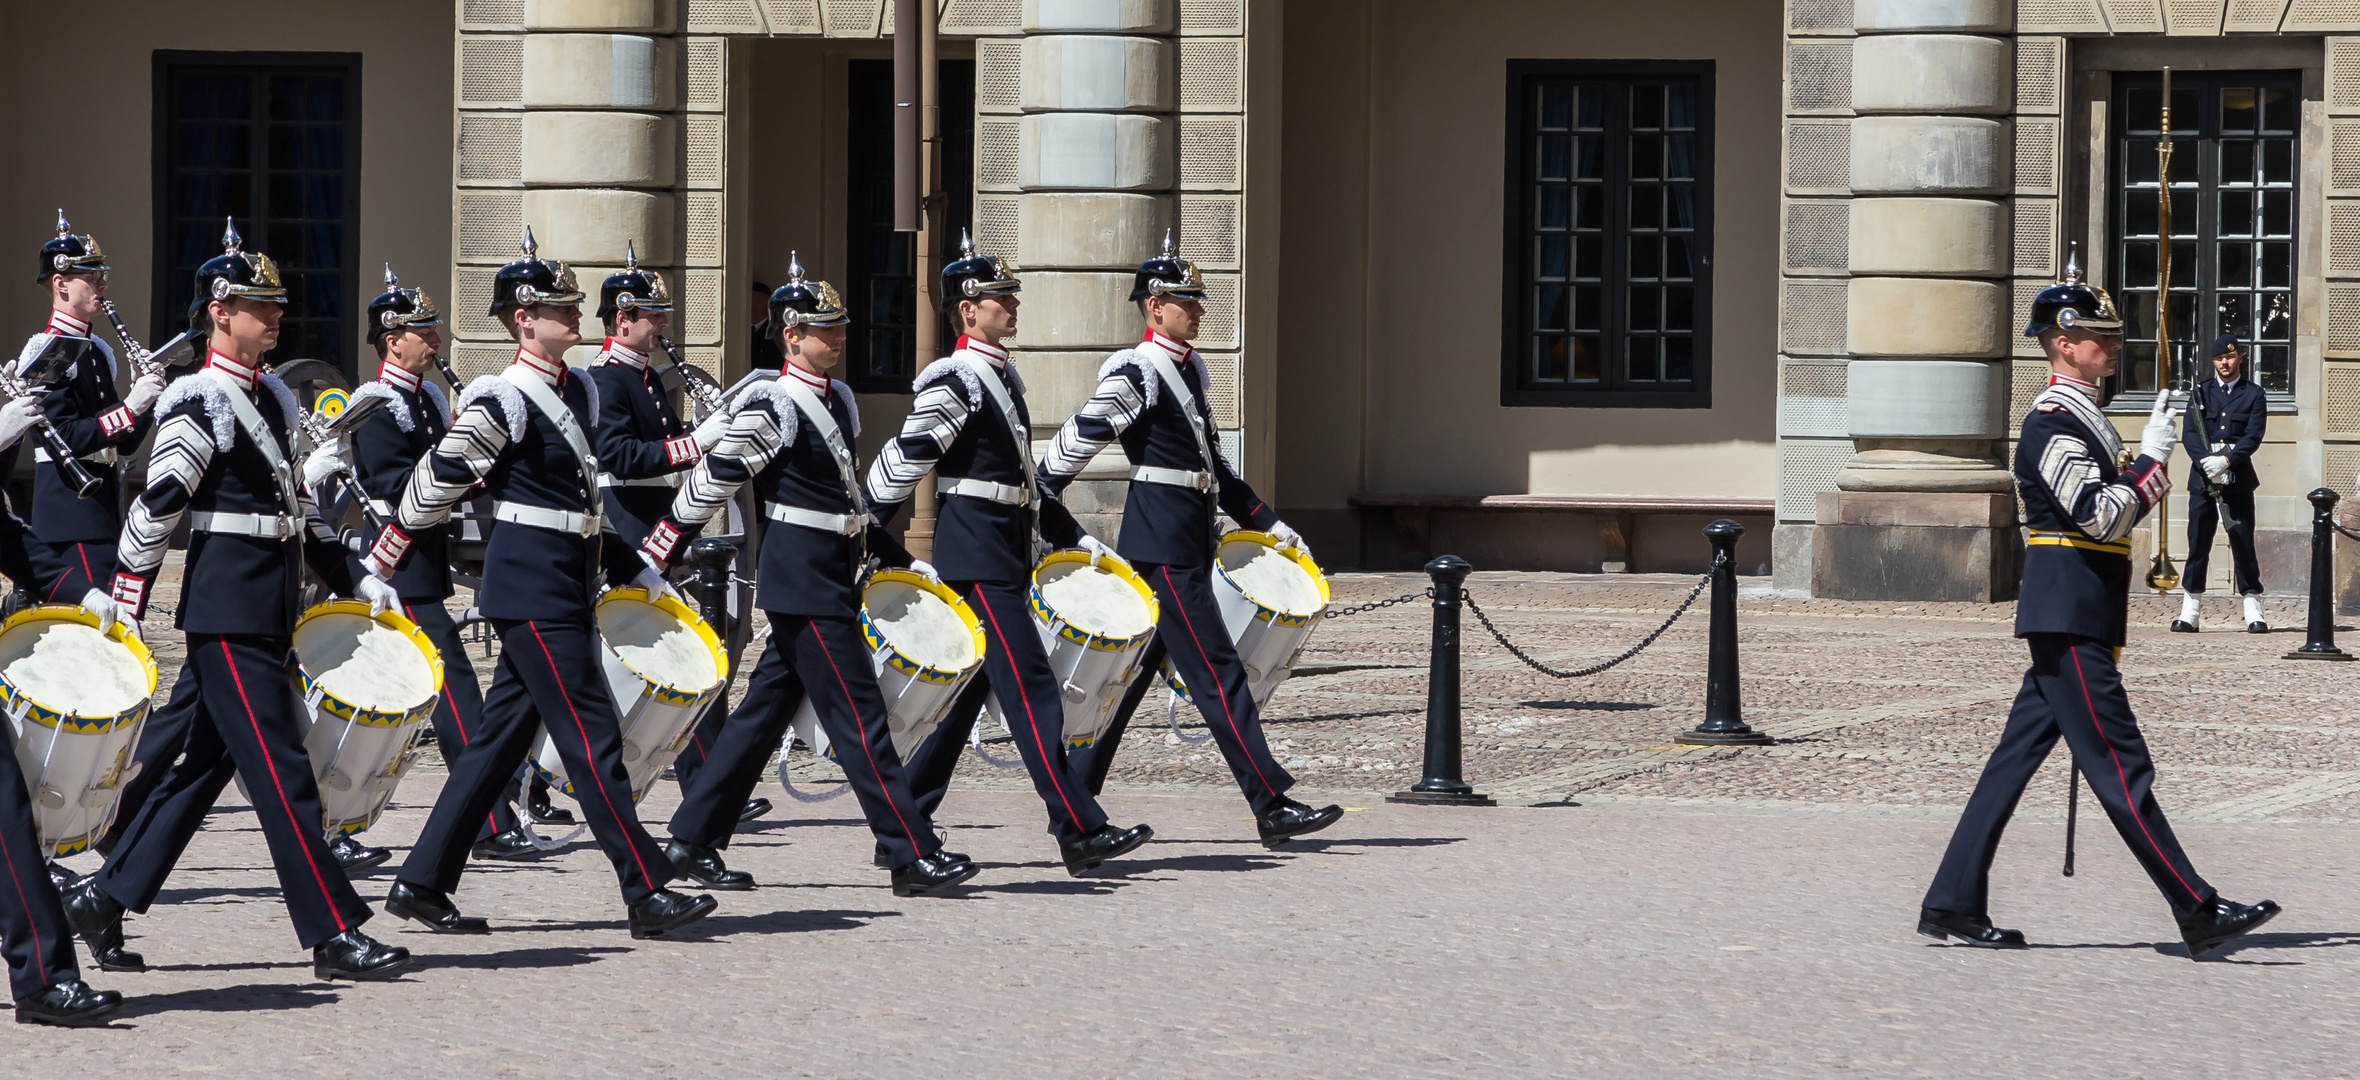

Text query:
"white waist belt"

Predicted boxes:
[[1131, 465, 1212, 492], [34, 448, 118, 465], [940, 477, 1028, 506], [598, 472, 683, 490], [493, 500, 600, 538], [190, 511, 295, 539], [764, 503, 862, 536]]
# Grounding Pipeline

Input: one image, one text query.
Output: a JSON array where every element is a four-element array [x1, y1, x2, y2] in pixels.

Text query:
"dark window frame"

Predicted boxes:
[[1500, 59, 1716, 409], [152, 50, 365, 379], [2105, 68, 2300, 410], [844, 57, 976, 395]]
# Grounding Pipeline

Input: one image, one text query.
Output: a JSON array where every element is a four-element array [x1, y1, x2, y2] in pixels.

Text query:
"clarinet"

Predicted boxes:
[[0, 365, 100, 497], [295, 407, 387, 534], [96, 300, 166, 380], [658, 336, 727, 420]]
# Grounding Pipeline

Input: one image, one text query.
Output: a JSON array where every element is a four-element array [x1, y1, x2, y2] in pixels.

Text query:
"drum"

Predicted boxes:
[[534, 587, 726, 803], [0, 606, 158, 859], [1210, 530, 1330, 707], [791, 569, 985, 762], [984, 549, 1159, 750], [290, 601, 444, 837]]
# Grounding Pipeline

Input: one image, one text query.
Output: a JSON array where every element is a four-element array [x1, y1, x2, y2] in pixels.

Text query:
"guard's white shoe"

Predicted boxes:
[[2172, 593, 2201, 633], [2244, 594, 2268, 634]]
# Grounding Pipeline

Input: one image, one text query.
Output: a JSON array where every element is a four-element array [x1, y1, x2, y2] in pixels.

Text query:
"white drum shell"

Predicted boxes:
[[290, 608, 441, 837], [790, 652, 972, 765], [985, 623, 1154, 750], [1213, 545, 1327, 708], [536, 595, 724, 803], [7, 707, 147, 859]]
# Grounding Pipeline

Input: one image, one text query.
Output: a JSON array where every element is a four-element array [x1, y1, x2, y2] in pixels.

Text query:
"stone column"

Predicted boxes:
[[1808, 0, 2022, 602]]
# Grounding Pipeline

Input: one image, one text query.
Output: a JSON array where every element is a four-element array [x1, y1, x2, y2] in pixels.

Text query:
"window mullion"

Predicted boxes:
[[1605, 82, 1629, 393]]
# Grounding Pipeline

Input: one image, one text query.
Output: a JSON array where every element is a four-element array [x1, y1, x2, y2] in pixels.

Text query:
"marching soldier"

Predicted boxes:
[[1919, 260, 2280, 958], [317, 266, 536, 863], [875, 233, 1154, 875], [638, 255, 980, 897], [367, 229, 715, 939], [2172, 333, 2269, 634], [64, 220, 411, 981], [1035, 235, 1342, 847]]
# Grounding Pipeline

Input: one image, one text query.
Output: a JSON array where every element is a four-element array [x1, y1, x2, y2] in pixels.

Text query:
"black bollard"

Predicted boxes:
[[1389, 554, 1494, 806], [689, 537, 738, 645], [2284, 488, 2352, 661], [1677, 519, 1772, 745]]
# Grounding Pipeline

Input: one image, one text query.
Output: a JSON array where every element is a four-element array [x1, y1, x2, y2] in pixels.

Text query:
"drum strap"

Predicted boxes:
[[1140, 349, 1222, 552], [502, 364, 603, 517], [205, 366, 301, 520], [774, 377, 869, 569], [963, 355, 1039, 555]]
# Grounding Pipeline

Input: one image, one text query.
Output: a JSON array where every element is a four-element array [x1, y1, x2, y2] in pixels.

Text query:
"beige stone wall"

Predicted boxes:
[[0, 0, 453, 359], [1272, 0, 1783, 513]]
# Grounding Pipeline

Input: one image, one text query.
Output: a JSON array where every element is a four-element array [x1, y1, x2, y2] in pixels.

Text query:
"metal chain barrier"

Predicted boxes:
[[1460, 572, 1711, 679], [1322, 588, 1433, 619]]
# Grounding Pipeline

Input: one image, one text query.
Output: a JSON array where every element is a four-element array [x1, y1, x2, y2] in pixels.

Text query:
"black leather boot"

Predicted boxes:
[[739, 797, 773, 823], [313, 929, 412, 980], [331, 834, 392, 872], [46, 863, 79, 896], [891, 852, 981, 897], [2180, 896, 2281, 958], [626, 889, 718, 939], [666, 840, 754, 890], [471, 827, 547, 861], [874, 835, 967, 868], [384, 881, 490, 934], [1061, 823, 1155, 877], [14, 980, 122, 1027], [528, 781, 575, 826], [1255, 798, 1344, 848], [1916, 908, 2028, 948], [61, 879, 142, 973]]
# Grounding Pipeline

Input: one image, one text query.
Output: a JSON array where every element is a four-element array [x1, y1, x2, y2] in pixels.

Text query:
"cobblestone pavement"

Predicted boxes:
[[11, 570, 2360, 1075]]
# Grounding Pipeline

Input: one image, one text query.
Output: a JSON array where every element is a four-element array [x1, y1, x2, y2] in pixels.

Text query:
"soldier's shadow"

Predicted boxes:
[[111, 980, 344, 1020], [407, 944, 629, 971], [2017, 930, 2360, 963]]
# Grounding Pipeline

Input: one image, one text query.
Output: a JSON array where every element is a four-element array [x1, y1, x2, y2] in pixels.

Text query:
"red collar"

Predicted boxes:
[[513, 346, 566, 385], [783, 362, 831, 396], [378, 361, 422, 392], [956, 335, 1008, 366], [1142, 329, 1190, 363], [45, 309, 90, 338], [602, 338, 649, 369], [206, 349, 258, 391]]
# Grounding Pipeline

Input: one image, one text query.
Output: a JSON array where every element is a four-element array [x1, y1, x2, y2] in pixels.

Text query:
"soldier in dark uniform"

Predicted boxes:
[[368, 229, 715, 939], [62, 221, 411, 981], [874, 233, 1154, 875], [639, 255, 980, 897], [583, 247, 756, 819], [2172, 333, 2270, 634], [1919, 262, 2280, 959], [309, 266, 536, 865], [1036, 235, 1342, 848]]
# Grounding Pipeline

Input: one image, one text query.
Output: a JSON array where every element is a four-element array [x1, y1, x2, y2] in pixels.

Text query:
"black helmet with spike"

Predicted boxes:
[[768, 252, 850, 330], [368, 263, 444, 345], [939, 229, 1019, 311], [39, 210, 107, 283], [1130, 230, 1205, 303], [2025, 243, 2124, 338], [597, 241, 672, 322], [488, 226, 584, 318], [189, 218, 287, 323]]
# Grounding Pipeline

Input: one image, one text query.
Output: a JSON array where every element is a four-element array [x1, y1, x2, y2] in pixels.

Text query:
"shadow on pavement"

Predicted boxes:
[[1520, 700, 1657, 711], [1091, 852, 1288, 876], [689, 908, 901, 937], [113, 981, 342, 1019], [970, 877, 1131, 897], [408, 945, 630, 971], [151, 885, 289, 905], [1284, 836, 1467, 852]]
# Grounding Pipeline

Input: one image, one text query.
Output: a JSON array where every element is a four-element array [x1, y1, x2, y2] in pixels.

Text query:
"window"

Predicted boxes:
[[1501, 61, 1714, 408], [153, 52, 362, 378], [2109, 70, 2299, 399], [844, 58, 976, 393]]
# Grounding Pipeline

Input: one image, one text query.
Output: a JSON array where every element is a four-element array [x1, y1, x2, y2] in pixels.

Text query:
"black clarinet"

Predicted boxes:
[[0, 366, 100, 496]]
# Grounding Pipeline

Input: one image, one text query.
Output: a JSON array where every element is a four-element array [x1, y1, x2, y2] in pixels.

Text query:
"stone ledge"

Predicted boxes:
[[1814, 490, 2017, 528]]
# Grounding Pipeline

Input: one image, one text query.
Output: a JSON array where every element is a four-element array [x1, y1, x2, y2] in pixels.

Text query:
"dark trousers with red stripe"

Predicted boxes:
[[0, 735, 80, 999], [1925, 633, 2218, 922], [1092, 562, 1292, 813], [95, 634, 373, 948], [668, 687, 738, 792], [397, 619, 673, 903], [36, 539, 111, 605], [99, 663, 200, 852], [905, 579, 1110, 845], [404, 601, 518, 838], [670, 613, 937, 868]]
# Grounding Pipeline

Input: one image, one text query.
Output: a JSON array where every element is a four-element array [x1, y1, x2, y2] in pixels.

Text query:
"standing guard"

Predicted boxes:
[[2172, 333, 2269, 634], [1919, 264, 2280, 958], [63, 221, 411, 981], [1035, 235, 1342, 847], [639, 255, 980, 897], [875, 234, 1154, 875]]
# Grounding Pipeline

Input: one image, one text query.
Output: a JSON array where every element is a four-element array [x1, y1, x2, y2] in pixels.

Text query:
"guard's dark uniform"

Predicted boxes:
[[0, 457, 92, 1004], [2181, 371, 2267, 596], [18, 311, 149, 597]]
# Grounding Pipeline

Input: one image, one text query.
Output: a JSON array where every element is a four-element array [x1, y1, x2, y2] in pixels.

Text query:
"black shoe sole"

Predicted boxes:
[[1260, 809, 1343, 849], [1916, 919, 2028, 948], [1064, 827, 1155, 877], [529, 812, 576, 825], [15, 1001, 122, 1028], [89, 955, 144, 973], [675, 872, 756, 892], [385, 900, 491, 935], [2249, 624, 2270, 634], [739, 799, 773, 823], [2170, 622, 2198, 633], [471, 845, 547, 862], [893, 862, 982, 897], [314, 955, 414, 981], [628, 895, 719, 940], [2185, 906, 2281, 958], [335, 852, 392, 873]]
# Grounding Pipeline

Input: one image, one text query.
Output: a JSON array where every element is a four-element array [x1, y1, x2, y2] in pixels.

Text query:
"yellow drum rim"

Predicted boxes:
[[597, 587, 728, 705], [0, 603, 160, 732], [862, 568, 986, 684], [1030, 548, 1161, 652], [293, 600, 447, 728], [1217, 530, 1331, 627]]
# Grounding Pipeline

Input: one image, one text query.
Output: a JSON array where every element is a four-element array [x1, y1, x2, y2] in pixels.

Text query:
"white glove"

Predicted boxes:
[[79, 588, 126, 637], [692, 408, 732, 452], [1079, 535, 1131, 573], [1268, 520, 1310, 556], [2201, 454, 2232, 485], [2139, 391, 2179, 463], [123, 373, 165, 415], [0, 397, 42, 452], [635, 553, 682, 603], [300, 443, 350, 491], [908, 559, 941, 583], [354, 574, 400, 617]]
